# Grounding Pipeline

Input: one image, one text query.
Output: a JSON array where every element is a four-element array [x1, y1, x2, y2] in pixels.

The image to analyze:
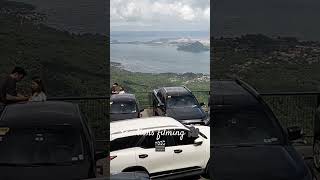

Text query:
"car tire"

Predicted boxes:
[[200, 163, 210, 179], [88, 166, 96, 178], [123, 167, 150, 177], [153, 110, 158, 116], [313, 139, 320, 171]]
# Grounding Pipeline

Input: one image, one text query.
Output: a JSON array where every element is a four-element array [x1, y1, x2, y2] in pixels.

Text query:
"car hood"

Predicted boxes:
[[110, 113, 139, 121], [166, 107, 205, 121], [0, 164, 91, 180], [210, 145, 311, 180]]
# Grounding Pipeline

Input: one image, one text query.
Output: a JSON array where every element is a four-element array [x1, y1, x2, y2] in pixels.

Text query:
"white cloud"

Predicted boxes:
[[110, 0, 210, 31]]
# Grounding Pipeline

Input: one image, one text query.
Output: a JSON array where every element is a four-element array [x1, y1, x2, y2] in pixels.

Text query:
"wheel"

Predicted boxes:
[[313, 139, 320, 171], [153, 109, 159, 116], [200, 163, 210, 179]]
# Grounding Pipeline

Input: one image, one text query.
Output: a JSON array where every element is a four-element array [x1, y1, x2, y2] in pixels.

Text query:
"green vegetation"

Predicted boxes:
[[0, 1, 108, 137], [0, 1, 107, 97], [213, 34, 320, 92], [111, 63, 210, 107]]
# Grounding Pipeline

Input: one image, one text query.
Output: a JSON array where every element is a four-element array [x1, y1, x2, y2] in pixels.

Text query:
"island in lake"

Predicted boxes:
[[177, 41, 209, 53]]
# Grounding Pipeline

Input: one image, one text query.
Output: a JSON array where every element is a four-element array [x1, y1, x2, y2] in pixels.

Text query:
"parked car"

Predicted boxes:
[[209, 79, 315, 180], [313, 105, 320, 171], [110, 117, 210, 179], [152, 86, 207, 125], [110, 93, 144, 121], [0, 101, 107, 180], [203, 97, 211, 126]]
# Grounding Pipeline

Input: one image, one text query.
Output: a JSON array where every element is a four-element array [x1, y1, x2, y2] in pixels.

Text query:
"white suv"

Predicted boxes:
[[110, 117, 210, 179]]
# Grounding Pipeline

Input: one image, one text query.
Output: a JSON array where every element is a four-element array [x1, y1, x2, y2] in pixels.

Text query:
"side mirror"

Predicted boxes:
[[157, 103, 164, 107], [200, 102, 205, 107], [194, 138, 203, 146], [287, 126, 303, 141], [95, 151, 108, 161]]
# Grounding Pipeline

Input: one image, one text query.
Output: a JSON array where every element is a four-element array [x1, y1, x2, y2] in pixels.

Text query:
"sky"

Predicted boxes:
[[110, 0, 210, 32]]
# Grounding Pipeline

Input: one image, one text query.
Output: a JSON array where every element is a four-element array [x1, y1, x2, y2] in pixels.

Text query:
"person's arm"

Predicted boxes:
[[6, 94, 29, 101]]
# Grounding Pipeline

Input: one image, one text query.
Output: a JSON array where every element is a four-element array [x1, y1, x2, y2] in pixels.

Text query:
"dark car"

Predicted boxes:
[[152, 86, 207, 125], [209, 79, 315, 180], [110, 94, 144, 121], [313, 106, 320, 171], [203, 97, 211, 126], [0, 101, 107, 180]]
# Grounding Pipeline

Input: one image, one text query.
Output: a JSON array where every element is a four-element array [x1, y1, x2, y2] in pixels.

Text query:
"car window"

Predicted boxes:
[[140, 130, 175, 149], [212, 106, 283, 145], [166, 95, 198, 108], [171, 130, 197, 146], [0, 127, 84, 164], [110, 101, 137, 114], [110, 135, 142, 151]]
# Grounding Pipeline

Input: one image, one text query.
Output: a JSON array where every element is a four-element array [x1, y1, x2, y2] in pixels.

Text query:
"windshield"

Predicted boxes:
[[166, 95, 198, 108], [110, 101, 137, 114], [0, 127, 84, 165], [212, 107, 283, 145]]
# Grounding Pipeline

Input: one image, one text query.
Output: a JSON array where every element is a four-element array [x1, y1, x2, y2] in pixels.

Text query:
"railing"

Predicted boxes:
[[134, 90, 210, 109], [261, 92, 320, 144], [48, 96, 109, 151]]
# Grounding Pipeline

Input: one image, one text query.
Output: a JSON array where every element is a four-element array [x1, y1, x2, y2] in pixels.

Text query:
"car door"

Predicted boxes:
[[135, 130, 175, 178], [171, 129, 206, 173]]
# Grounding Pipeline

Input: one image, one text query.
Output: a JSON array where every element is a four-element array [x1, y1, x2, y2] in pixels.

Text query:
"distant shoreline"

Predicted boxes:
[[111, 61, 210, 76]]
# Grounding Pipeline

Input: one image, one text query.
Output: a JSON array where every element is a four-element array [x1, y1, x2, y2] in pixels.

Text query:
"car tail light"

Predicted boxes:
[[109, 155, 117, 161]]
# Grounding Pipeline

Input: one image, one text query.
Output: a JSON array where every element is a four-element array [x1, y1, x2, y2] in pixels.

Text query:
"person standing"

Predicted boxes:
[[29, 76, 47, 102], [0, 67, 29, 108]]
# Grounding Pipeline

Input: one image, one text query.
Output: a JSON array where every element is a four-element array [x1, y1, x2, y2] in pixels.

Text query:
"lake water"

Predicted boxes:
[[111, 31, 210, 74]]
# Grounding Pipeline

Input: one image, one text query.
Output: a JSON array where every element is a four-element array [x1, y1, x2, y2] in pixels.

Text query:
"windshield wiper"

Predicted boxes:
[[198, 131, 207, 139]]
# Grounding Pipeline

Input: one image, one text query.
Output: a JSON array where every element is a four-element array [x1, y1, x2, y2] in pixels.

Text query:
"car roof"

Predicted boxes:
[[211, 80, 259, 109], [110, 117, 188, 140], [0, 101, 82, 128], [160, 86, 191, 96], [111, 93, 136, 101]]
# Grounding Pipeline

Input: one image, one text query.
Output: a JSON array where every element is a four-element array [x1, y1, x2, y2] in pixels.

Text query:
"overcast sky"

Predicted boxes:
[[110, 0, 210, 31]]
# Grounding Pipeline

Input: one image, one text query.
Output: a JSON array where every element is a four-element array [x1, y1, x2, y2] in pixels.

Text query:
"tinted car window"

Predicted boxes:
[[166, 95, 198, 108], [212, 106, 283, 145], [0, 127, 84, 164], [140, 131, 175, 148], [110, 101, 137, 114], [171, 130, 196, 145], [111, 135, 142, 151]]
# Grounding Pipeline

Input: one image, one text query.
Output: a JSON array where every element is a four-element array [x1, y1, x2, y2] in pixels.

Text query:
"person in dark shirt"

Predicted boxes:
[[0, 67, 29, 107]]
